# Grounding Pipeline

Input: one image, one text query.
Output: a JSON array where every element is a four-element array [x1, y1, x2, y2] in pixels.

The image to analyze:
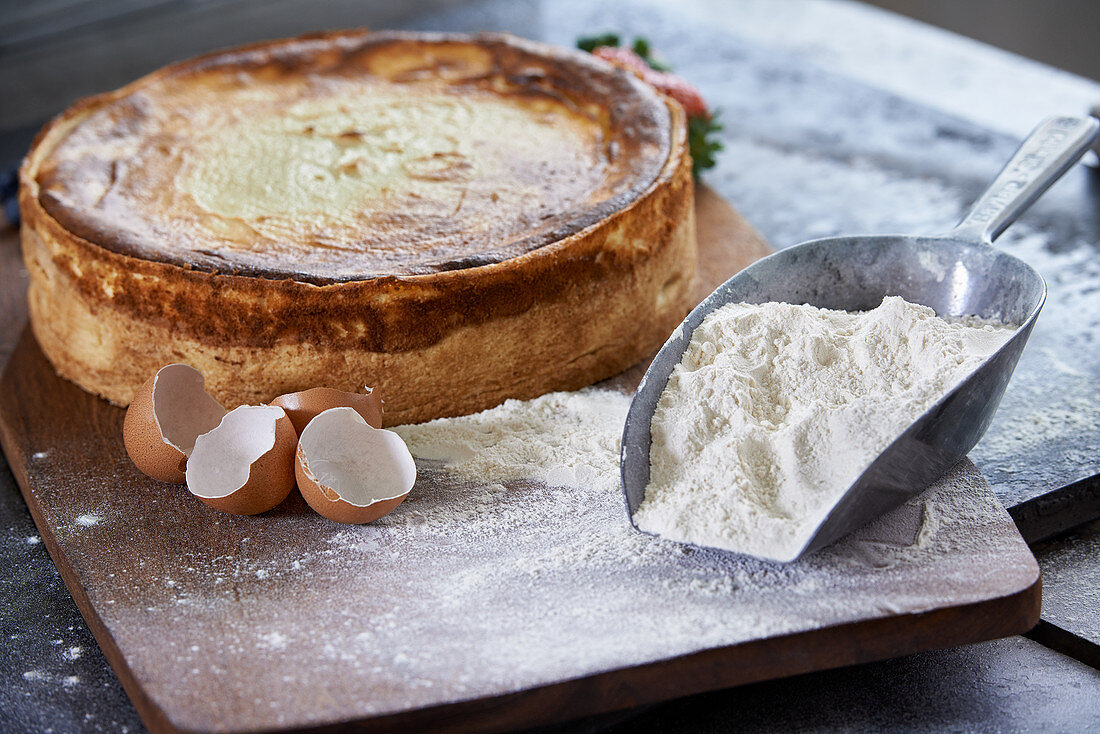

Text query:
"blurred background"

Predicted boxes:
[[869, 0, 1098, 82], [0, 0, 1097, 160]]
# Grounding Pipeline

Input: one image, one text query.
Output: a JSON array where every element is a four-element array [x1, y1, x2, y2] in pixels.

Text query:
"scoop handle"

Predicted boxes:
[[951, 115, 1099, 244]]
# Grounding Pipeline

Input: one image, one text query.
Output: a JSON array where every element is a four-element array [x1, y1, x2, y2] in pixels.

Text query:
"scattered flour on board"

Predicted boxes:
[[634, 296, 1016, 562], [95, 382, 1032, 714], [57, 317, 1031, 709], [390, 388, 671, 573], [389, 383, 991, 587], [258, 632, 289, 651], [395, 389, 627, 493]]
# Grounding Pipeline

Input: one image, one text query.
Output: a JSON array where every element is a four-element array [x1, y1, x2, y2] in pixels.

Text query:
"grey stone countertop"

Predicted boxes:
[[2, 0, 1098, 731]]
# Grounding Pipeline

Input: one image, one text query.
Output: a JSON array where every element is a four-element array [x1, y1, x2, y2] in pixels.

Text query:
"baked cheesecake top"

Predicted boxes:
[[31, 31, 674, 283]]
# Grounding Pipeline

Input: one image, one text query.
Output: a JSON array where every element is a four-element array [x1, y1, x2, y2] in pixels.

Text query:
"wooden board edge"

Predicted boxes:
[[0, 369, 180, 734], [271, 576, 1040, 734]]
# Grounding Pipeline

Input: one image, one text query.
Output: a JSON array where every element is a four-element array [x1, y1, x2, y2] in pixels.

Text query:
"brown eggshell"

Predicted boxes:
[[270, 386, 383, 435], [185, 405, 297, 516], [123, 364, 226, 483], [295, 407, 415, 524]]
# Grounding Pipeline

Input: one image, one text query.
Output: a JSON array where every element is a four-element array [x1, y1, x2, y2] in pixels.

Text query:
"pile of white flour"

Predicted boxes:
[[633, 296, 1016, 562], [394, 389, 628, 494]]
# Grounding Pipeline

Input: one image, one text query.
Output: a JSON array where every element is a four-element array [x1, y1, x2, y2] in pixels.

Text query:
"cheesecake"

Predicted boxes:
[[20, 30, 696, 424]]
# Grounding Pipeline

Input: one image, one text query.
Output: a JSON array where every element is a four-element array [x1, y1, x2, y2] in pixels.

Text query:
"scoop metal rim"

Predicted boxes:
[[620, 113, 1097, 564], [620, 236, 1046, 563]]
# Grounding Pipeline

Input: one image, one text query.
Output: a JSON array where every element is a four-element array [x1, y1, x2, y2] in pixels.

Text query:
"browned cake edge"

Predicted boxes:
[[19, 32, 697, 425], [30, 30, 674, 282]]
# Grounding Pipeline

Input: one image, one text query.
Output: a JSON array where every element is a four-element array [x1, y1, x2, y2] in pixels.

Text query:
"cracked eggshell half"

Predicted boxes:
[[295, 407, 416, 524], [123, 364, 226, 483], [186, 405, 298, 515], [270, 386, 383, 435]]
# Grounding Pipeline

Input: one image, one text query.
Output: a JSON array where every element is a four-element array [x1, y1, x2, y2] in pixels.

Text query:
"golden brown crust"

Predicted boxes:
[[20, 30, 697, 424], [31, 31, 671, 283]]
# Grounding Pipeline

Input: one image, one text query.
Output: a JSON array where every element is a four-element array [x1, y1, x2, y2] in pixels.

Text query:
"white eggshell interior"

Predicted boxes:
[[186, 405, 284, 499], [299, 407, 416, 506], [152, 364, 226, 456]]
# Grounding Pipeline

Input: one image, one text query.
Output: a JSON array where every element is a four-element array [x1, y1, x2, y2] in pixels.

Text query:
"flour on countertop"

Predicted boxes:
[[634, 296, 1017, 562]]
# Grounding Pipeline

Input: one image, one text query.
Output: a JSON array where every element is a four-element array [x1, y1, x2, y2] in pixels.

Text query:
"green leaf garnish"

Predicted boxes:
[[577, 32, 717, 176], [577, 33, 621, 52], [688, 110, 724, 178], [631, 37, 673, 72], [577, 34, 673, 72]]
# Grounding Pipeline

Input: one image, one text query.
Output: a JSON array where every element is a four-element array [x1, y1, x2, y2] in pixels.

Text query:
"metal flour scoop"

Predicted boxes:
[[621, 115, 1100, 562]]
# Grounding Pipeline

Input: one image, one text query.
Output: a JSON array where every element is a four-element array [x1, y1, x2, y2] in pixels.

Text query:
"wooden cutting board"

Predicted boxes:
[[0, 185, 1040, 734]]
